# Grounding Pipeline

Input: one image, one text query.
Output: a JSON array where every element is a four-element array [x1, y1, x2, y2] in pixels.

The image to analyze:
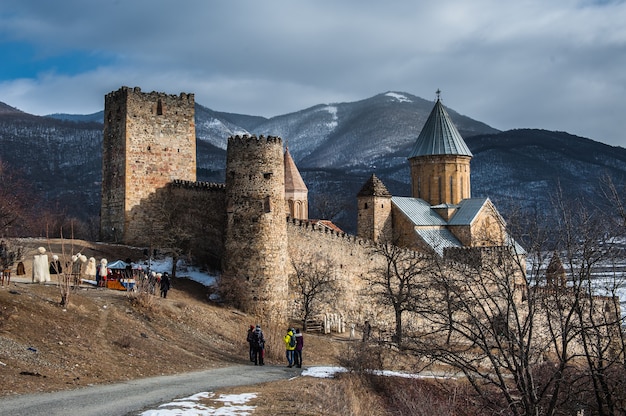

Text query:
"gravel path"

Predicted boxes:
[[0, 365, 299, 416]]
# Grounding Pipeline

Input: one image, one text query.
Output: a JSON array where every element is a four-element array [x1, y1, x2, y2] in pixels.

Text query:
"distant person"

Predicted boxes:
[[49, 254, 62, 275], [246, 325, 255, 362], [284, 328, 296, 367], [362, 320, 371, 342], [160, 272, 171, 298], [294, 328, 304, 368], [251, 325, 265, 366], [98, 259, 108, 287]]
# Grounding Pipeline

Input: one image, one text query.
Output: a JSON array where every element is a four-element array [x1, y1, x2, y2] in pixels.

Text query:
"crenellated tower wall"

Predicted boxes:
[[222, 135, 289, 322], [101, 86, 196, 244]]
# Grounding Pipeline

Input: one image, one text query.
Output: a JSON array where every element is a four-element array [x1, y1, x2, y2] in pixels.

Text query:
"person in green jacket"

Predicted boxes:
[[284, 328, 296, 367]]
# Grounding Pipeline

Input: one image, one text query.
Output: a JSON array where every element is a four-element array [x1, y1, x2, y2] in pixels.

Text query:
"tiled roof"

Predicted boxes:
[[447, 198, 489, 225], [357, 174, 392, 197], [391, 196, 525, 256], [284, 147, 307, 192], [392, 196, 447, 226], [309, 219, 344, 233], [415, 228, 462, 257], [408, 99, 473, 158]]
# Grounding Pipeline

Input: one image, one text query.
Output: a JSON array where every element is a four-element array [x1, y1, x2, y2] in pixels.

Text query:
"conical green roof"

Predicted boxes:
[[408, 98, 472, 158]]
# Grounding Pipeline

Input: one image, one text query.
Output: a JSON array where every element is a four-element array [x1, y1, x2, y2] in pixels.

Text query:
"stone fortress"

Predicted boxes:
[[100, 86, 526, 326]]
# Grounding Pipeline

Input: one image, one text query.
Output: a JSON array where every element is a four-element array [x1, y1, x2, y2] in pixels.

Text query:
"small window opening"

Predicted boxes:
[[264, 196, 271, 213], [157, 99, 163, 115]]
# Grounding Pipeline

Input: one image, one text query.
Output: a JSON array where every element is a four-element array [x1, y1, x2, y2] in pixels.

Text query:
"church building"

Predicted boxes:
[[357, 92, 521, 259]]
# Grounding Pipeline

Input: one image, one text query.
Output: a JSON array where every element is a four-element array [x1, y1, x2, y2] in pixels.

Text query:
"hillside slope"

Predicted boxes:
[[0, 240, 342, 398]]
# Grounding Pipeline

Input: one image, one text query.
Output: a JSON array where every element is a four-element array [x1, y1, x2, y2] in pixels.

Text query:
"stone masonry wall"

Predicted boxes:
[[409, 154, 471, 205], [223, 135, 289, 321], [101, 86, 196, 244], [286, 218, 391, 329]]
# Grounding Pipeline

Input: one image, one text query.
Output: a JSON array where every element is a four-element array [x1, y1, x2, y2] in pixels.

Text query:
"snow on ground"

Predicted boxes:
[[139, 391, 256, 416], [139, 367, 456, 415], [137, 257, 218, 287]]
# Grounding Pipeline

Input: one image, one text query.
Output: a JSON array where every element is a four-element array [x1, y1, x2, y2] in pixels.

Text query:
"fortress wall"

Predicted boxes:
[[168, 181, 227, 267], [122, 180, 227, 259], [286, 218, 389, 326]]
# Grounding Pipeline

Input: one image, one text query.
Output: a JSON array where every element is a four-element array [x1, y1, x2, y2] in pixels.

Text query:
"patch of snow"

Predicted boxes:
[[142, 367, 457, 414], [301, 366, 456, 380], [133, 257, 218, 287], [320, 105, 338, 129], [385, 92, 412, 103], [140, 391, 256, 416], [301, 366, 347, 378]]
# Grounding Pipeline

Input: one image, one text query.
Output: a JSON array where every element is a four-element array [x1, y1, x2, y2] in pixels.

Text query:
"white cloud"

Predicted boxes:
[[0, 0, 625, 146]]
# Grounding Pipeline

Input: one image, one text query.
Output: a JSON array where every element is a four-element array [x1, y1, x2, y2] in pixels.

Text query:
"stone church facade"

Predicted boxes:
[[100, 86, 524, 325]]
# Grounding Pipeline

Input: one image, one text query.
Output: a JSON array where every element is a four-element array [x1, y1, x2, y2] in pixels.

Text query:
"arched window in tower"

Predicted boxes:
[[417, 177, 421, 198], [450, 176, 454, 203], [438, 177, 442, 205], [157, 99, 163, 115], [460, 176, 465, 201], [295, 200, 302, 218]]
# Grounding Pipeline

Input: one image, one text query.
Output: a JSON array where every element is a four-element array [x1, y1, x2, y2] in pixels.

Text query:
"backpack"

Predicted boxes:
[[253, 330, 264, 349], [289, 333, 296, 348]]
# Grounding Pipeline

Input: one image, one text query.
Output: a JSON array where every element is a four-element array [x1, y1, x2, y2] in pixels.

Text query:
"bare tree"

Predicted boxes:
[[289, 251, 339, 330], [49, 225, 87, 307], [0, 159, 36, 237], [0, 239, 23, 270], [403, 190, 626, 415], [554, 189, 626, 415], [365, 242, 433, 345], [309, 192, 349, 222]]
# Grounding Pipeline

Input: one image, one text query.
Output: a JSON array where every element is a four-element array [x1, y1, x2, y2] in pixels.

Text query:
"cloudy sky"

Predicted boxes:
[[1, 0, 625, 147]]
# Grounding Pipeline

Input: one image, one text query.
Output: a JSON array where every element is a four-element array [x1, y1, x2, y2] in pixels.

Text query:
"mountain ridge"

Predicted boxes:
[[1, 91, 624, 235]]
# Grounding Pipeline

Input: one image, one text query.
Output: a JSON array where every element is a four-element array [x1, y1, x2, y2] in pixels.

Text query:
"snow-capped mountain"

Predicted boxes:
[[3, 91, 626, 234]]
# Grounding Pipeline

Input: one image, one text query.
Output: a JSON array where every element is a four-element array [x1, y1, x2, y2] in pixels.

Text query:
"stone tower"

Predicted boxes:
[[357, 174, 392, 242], [408, 94, 472, 206], [284, 147, 308, 220], [223, 135, 289, 321], [100, 87, 196, 244]]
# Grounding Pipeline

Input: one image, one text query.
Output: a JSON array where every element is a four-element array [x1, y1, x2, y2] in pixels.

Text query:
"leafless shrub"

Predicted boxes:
[[113, 334, 133, 349], [47, 227, 87, 307], [308, 372, 387, 416], [367, 375, 481, 416], [338, 341, 385, 374], [128, 291, 157, 312]]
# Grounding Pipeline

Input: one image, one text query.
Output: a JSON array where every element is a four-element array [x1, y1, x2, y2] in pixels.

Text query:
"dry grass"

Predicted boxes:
[[1, 238, 486, 414]]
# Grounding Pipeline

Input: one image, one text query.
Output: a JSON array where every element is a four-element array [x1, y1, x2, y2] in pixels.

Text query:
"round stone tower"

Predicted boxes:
[[223, 134, 288, 322]]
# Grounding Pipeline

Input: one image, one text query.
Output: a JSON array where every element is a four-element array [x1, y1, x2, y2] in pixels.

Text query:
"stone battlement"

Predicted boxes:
[[228, 134, 283, 146], [105, 86, 194, 103], [171, 179, 226, 191]]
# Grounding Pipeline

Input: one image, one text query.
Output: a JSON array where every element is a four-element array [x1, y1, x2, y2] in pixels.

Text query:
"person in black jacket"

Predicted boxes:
[[160, 272, 171, 298], [251, 325, 265, 366], [246, 325, 255, 362]]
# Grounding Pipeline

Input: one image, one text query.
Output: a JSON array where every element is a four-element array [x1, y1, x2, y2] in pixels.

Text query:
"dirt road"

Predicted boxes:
[[0, 365, 299, 416]]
